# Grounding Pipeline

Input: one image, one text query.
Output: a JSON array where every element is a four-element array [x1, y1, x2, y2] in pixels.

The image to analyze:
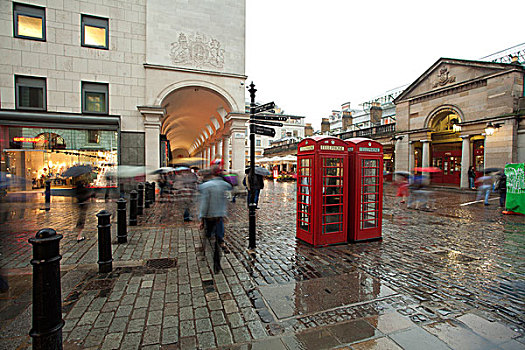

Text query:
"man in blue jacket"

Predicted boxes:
[[199, 166, 232, 247]]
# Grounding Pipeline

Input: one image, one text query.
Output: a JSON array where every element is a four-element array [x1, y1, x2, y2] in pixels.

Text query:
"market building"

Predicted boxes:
[[0, 0, 247, 188], [393, 57, 525, 187]]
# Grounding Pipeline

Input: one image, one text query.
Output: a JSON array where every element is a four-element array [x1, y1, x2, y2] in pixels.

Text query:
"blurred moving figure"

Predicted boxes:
[[496, 173, 507, 208], [476, 175, 494, 206], [74, 181, 93, 242], [199, 166, 232, 248]]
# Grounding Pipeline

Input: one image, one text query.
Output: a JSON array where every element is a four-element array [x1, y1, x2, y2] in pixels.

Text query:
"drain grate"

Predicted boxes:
[[84, 279, 115, 290], [145, 258, 177, 269]]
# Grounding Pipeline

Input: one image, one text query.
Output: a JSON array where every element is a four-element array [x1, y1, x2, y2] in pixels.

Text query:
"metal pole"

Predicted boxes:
[[248, 82, 257, 249], [96, 210, 113, 273], [44, 180, 51, 211], [28, 228, 64, 350], [137, 183, 144, 215], [117, 198, 127, 243], [129, 190, 137, 227]]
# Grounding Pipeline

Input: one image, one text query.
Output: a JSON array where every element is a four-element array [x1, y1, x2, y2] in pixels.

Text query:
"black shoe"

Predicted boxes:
[[484, 203, 490, 206]]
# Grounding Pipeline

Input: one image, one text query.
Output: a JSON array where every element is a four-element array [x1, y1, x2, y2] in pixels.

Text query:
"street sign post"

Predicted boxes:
[[253, 102, 275, 114], [250, 120, 284, 127], [252, 115, 288, 121], [251, 124, 276, 137]]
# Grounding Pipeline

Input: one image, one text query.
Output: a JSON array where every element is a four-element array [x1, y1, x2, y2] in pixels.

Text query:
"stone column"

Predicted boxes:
[[421, 140, 430, 168], [216, 140, 223, 161], [408, 141, 415, 172], [460, 135, 471, 189], [223, 135, 231, 172], [230, 129, 246, 172], [138, 106, 165, 180], [394, 135, 409, 172], [209, 143, 215, 164]]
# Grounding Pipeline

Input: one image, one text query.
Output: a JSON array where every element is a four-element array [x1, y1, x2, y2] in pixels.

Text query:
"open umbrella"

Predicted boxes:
[[245, 166, 271, 176], [173, 166, 190, 172], [414, 167, 442, 173], [393, 171, 411, 177], [483, 167, 503, 174], [62, 165, 93, 178], [150, 167, 176, 175], [107, 165, 146, 178]]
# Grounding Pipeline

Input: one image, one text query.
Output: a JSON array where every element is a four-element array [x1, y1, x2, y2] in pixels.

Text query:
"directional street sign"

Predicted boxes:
[[250, 120, 283, 127], [252, 115, 288, 121], [253, 102, 275, 114], [251, 124, 276, 137]]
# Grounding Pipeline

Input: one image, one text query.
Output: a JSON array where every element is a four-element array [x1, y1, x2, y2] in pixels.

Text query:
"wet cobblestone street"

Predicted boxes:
[[0, 181, 523, 349]]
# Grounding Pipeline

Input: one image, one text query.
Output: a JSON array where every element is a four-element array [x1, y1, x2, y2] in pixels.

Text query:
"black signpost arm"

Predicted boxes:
[[248, 82, 257, 250]]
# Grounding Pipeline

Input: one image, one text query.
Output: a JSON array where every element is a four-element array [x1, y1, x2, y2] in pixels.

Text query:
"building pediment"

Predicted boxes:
[[395, 58, 522, 103]]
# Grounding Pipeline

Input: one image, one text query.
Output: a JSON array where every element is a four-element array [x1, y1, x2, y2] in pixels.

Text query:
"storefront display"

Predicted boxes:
[[1, 126, 118, 190]]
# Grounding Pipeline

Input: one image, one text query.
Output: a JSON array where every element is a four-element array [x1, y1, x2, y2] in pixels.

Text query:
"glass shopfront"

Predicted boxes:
[[0, 125, 118, 191]]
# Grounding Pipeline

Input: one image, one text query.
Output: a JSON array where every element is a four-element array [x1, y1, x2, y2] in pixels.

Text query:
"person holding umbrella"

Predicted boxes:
[[243, 166, 269, 209]]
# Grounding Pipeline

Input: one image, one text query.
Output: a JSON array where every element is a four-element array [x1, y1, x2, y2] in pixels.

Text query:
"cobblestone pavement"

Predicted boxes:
[[0, 182, 524, 349]]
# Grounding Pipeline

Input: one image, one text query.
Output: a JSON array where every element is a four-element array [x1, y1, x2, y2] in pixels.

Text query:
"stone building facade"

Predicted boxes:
[[0, 0, 247, 183], [394, 58, 525, 187]]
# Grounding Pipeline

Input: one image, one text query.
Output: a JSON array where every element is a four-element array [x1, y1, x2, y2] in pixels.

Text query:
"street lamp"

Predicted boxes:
[[484, 122, 501, 136]]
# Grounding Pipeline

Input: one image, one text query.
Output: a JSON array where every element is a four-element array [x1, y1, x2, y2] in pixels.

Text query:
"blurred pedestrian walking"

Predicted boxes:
[[244, 173, 264, 209], [199, 166, 232, 248], [496, 173, 507, 208], [74, 180, 94, 241], [476, 175, 493, 206], [395, 175, 409, 204]]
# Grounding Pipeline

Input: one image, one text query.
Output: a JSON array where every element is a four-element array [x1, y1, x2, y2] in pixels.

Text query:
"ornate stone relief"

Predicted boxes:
[[433, 67, 456, 88], [170, 32, 225, 69]]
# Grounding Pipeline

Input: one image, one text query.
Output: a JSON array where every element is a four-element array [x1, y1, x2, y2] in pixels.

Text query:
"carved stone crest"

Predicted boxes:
[[170, 32, 225, 69], [433, 67, 456, 88]]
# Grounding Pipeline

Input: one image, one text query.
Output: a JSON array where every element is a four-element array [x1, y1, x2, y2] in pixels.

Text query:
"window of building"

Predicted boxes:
[[13, 3, 45, 41], [88, 130, 100, 143], [81, 15, 108, 49], [82, 82, 108, 114], [15, 76, 46, 110], [256, 139, 261, 147]]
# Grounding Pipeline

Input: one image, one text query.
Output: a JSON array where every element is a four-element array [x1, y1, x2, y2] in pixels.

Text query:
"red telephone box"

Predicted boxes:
[[296, 136, 348, 247], [347, 138, 383, 242]]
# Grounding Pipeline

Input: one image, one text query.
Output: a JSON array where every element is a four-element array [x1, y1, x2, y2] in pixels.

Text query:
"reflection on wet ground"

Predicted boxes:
[[0, 180, 524, 348]]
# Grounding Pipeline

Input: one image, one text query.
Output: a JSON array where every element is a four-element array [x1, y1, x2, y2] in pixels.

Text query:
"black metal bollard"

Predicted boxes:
[[28, 228, 64, 350], [45, 180, 51, 211], [129, 190, 138, 227], [119, 182, 125, 199], [96, 210, 113, 273], [144, 182, 151, 208], [137, 183, 144, 215], [117, 198, 127, 243], [151, 182, 156, 202]]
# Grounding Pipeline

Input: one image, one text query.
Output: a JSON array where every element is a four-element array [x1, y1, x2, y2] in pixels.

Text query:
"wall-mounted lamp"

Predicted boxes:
[[485, 122, 501, 136], [390, 135, 404, 142], [450, 118, 462, 132]]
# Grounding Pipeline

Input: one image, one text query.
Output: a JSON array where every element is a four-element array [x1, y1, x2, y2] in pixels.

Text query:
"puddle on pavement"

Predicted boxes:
[[259, 271, 396, 319]]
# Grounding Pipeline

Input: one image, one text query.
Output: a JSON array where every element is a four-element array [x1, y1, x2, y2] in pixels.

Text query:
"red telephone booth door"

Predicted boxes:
[[355, 155, 383, 241], [317, 154, 346, 246], [347, 138, 383, 242], [297, 155, 314, 244]]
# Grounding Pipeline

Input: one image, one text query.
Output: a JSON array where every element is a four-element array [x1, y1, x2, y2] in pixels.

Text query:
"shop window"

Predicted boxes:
[[81, 15, 108, 49], [88, 130, 100, 144], [82, 82, 108, 114], [13, 3, 45, 41], [15, 76, 46, 110]]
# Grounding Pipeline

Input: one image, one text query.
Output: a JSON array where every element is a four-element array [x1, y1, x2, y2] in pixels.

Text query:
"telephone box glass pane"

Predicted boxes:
[[360, 158, 380, 229], [321, 157, 344, 234], [298, 157, 312, 232]]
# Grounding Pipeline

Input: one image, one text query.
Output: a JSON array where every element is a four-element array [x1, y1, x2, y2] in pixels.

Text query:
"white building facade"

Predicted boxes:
[[0, 0, 248, 184]]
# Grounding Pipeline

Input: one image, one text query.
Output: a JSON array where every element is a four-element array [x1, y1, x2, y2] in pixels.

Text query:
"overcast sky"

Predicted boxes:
[[245, 0, 525, 129]]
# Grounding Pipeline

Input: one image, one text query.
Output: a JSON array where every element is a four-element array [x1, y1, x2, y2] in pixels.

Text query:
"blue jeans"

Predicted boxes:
[[205, 218, 224, 242], [247, 189, 260, 207], [469, 177, 475, 189]]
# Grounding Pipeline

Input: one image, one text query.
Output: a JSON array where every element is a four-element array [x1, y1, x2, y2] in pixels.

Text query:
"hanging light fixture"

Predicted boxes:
[[485, 122, 501, 136]]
